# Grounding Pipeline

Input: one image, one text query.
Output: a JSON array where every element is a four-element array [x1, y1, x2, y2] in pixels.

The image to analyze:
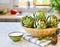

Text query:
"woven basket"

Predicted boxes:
[[24, 27, 57, 37]]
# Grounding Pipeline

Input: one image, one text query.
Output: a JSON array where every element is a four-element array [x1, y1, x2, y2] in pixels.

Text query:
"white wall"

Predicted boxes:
[[0, 0, 13, 10], [0, 0, 10, 4]]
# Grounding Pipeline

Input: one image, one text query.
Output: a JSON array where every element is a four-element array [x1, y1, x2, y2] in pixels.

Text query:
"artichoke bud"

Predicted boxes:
[[35, 10, 46, 21], [21, 16, 34, 28], [47, 15, 58, 27], [37, 20, 46, 28]]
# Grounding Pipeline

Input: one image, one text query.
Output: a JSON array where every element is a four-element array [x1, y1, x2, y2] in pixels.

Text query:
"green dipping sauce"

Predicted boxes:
[[8, 32, 23, 42]]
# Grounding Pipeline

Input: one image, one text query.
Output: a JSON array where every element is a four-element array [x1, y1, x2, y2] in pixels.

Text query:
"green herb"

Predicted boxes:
[[38, 37, 52, 40], [49, 0, 60, 12]]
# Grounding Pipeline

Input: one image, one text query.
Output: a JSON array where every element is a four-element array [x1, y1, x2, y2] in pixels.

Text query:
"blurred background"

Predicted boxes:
[[0, 0, 60, 22]]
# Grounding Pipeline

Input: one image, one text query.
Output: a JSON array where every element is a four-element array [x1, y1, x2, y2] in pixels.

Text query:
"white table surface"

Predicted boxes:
[[0, 22, 60, 47], [0, 22, 40, 47]]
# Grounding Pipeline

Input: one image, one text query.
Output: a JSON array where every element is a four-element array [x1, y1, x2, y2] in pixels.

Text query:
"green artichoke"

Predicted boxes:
[[21, 16, 34, 28], [47, 15, 58, 28], [33, 10, 46, 28], [37, 20, 46, 28], [35, 10, 46, 21]]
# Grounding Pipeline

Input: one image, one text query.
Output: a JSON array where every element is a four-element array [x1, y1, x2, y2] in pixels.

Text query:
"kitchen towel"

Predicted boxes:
[[23, 34, 51, 47]]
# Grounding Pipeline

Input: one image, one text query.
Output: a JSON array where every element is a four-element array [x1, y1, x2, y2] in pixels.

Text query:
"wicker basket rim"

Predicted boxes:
[[23, 27, 57, 29]]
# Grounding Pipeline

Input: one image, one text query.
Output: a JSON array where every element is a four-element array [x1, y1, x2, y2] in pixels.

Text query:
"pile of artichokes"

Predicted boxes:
[[21, 10, 58, 28]]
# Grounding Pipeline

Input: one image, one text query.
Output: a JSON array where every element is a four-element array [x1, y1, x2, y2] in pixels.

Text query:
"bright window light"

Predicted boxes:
[[17, 0, 50, 8]]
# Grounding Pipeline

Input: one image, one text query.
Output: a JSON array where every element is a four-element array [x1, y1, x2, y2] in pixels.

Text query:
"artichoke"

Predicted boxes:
[[21, 16, 34, 28], [33, 10, 46, 28], [47, 15, 58, 28], [37, 20, 46, 28], [35, 10, 46, 21]]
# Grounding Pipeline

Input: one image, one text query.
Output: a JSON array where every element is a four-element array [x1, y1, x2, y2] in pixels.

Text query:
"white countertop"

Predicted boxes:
[[0, 22, 60, 47], [0, 22, 40, 47]]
